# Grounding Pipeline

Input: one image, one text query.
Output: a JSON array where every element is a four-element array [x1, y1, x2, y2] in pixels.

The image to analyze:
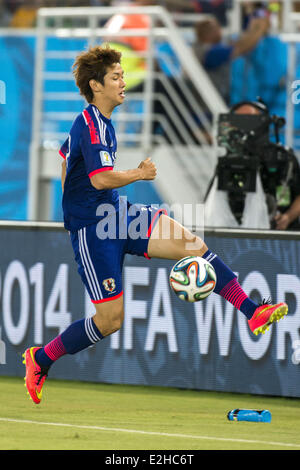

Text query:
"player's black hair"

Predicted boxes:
[[72, 44, 122, 103]]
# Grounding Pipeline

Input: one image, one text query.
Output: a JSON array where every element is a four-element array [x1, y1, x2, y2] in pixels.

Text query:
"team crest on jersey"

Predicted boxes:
[[100, 150, 113, 166], [103, 278, 116, 293]]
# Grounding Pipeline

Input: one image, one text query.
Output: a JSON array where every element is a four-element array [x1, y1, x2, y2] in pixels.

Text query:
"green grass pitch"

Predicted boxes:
[[0, 376, 300, 450]]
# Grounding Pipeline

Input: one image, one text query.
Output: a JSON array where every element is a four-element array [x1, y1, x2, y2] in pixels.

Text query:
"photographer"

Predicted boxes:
[[205, 100, 300, 230], [215, 100, 300, 230], [233, 102, 300, 230]]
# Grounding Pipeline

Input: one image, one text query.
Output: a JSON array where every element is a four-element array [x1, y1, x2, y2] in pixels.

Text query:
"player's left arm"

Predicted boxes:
[[61, 159, 66, 192], [59, 135, 69, 192]]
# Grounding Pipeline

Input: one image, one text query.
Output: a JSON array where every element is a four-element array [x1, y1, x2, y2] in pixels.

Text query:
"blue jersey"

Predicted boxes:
[[59, 104, 119, 232]]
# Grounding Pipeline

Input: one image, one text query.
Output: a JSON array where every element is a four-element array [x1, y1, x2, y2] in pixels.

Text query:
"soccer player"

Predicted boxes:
[[23, 45, 288, 404]]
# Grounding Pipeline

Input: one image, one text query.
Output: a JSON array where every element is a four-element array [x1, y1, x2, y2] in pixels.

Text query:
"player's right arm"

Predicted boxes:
[[80, 119, 156, 190], [90, 157, 156, 190]]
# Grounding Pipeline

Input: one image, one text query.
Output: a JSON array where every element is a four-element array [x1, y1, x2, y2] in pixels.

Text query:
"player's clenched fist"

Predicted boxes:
[[138, 157, 157, 180]]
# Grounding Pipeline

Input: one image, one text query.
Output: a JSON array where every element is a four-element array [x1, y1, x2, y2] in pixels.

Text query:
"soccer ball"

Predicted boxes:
[[169, 256, 216, 302]]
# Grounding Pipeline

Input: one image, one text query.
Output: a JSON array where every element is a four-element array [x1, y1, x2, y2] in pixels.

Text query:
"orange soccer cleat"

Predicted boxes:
[[23, 347, 48, 404], [248, 301, 288, 336]]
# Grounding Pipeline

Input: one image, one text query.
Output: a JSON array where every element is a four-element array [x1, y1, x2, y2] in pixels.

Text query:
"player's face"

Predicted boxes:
[[102, 63, 126, 107]]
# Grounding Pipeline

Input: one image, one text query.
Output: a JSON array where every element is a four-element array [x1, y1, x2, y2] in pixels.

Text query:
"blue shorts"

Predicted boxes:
[[70, 200, 166, 304]]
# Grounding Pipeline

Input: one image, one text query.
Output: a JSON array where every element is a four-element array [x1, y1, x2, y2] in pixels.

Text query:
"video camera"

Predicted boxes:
[[213, 99, 295, 223]]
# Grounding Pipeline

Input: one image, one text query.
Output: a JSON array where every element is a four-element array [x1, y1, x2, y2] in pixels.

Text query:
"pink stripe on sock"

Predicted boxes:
[[219, 278, 236, 297], [44, 335, 67, 361], [220, 278, 248, 310]]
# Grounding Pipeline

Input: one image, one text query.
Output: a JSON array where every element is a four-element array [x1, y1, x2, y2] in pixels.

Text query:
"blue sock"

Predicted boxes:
[[202, 249, 258, 319], [35, 317, 103, 368]]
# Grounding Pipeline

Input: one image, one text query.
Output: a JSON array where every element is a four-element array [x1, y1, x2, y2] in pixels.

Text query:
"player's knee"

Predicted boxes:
[[109, 307, 124, 334], [93, 304, 124, 337]]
